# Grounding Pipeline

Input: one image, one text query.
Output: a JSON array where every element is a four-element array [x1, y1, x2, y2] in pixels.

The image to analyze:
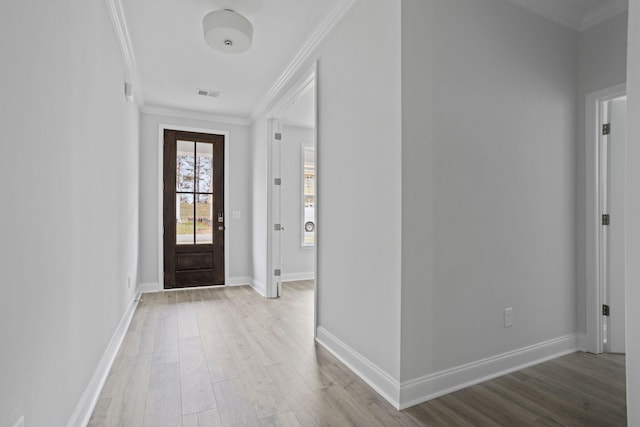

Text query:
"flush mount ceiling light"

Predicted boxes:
[[203, 9, 253, 54]]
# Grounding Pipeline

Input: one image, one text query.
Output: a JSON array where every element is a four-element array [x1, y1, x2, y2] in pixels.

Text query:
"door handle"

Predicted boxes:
[[218, 226, 225, 231]]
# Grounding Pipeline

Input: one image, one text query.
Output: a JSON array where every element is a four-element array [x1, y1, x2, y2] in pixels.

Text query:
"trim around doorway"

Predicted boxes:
[[155, 124, 230, 292], [585, 83, 626, 354]]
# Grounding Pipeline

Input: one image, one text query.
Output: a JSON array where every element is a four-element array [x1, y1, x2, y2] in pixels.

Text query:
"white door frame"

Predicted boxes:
[[585, 83, 626, 353], [156, 123, 230, 292], [265, 63, 318, 331], [267, 118, 283, 298]]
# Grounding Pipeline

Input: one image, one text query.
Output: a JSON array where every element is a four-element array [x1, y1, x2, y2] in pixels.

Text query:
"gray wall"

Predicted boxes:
[[575, 11, 628, 334], [314, 0, 403, 379], [0, 0, 139, 425], [281, 125, 315, 279], [624, 1, 639, 423], [401, 0, 579, 380], [252, 0, 403, 379], [138, 112, 252, 287]]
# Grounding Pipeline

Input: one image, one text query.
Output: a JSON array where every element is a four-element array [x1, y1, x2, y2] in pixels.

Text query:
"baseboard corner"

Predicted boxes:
[[250, 279, 267, 297], [227, 276, 252, 286], [577, 333, 589, 352], [315, 327, 401, 409], [137, 282, 160, 293], [281, 272, 315, 282], [66, 294, 139, 427], [398, 333, 579, 409]]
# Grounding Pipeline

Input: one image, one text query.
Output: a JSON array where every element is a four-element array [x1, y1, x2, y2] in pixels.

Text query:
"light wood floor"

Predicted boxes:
[[89, 281, 627, 426]]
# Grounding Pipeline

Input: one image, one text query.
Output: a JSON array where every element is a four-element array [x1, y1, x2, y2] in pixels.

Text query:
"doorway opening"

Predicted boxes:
[[585, 83, 627, 354], [266, 66, 318, 322], [162, 129, 225, 289]]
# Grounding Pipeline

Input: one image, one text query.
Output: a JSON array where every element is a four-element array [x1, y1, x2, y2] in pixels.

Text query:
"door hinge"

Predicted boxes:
[[274, 269, 281, 276], [603, 123, 611, 135], [602, 214, 610, 226], [603, 304, 610, 316], [274, 132, 282, 140], [274, 178, 282, 186], [274, 224, 282, 231]]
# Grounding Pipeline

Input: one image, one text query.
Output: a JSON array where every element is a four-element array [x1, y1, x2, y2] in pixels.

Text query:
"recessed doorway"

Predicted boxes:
[[585, 83, 627, 354], [267, 67, 318, 309], [162, 129, 225, 289]]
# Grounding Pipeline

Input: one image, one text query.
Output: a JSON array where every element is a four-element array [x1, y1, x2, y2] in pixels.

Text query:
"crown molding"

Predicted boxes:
[[104, 0, 144, 106], [141, 104, 251, 126], [506, 0, 628, 31], [506, 0, 583, 29], [249, 0, 357, 123], [580, 0, 628, 30]]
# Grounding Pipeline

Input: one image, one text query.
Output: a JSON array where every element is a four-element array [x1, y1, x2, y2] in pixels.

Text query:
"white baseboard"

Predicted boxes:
[[67, 294, 140, 427], [316, 327, 401, 408], [227, 276, 252, 286], [281, 272, 315, 282], [138, 282, 160, 293], [139, 278, 252, 292], [577, 333, 589, 352], [250, 279, 267, 297], [398, 333, 579, 409], [316, 328, 579, 411]]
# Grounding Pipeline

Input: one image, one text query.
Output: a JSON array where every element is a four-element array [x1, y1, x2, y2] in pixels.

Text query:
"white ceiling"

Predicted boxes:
[[122, 0, 338, 119], [118, 0, 627, 122]]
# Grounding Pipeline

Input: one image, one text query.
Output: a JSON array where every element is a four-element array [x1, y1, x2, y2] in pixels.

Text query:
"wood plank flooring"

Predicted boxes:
[[89, 281, 627, 426]]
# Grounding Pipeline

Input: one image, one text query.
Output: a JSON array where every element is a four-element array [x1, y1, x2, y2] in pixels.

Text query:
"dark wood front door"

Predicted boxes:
[[163, 130, 224, 289]]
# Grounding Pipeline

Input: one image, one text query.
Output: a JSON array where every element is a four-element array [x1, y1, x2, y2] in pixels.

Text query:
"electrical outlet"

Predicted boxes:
[[232, 210, 241, 219], [504, 307, 513, 328], [13, 415, 25, 427]]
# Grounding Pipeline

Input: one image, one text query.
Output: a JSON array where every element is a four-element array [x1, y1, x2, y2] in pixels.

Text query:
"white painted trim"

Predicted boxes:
[[66, 294, 140, 427], [266, 118, 279, 299], [316, 328, 578, 411], [265, 66, 319, 302], [316, 327, 401, 408], [227, 276, 252, 286], [585, 83, 626, 354], [142, 104, 250, 127], [11, 416, 24, 427], [281, 272, 315, 282], [578, 333, 589, 352], [103, 0, 144, 105], [137, 282, 160, 294], [504, 0, 627, 31], [268, 72, 316, 121], [250, 279, 267, 297], [138, 279, 250, 293], [505, 0, 583, 29], [580, 0, 628, 30], [249, 0, 356, 122], [398, 334, 579, 410], [156, 124, 231, 291]]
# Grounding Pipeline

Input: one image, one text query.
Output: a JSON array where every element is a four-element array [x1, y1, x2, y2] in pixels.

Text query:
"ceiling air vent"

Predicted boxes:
[[197, 89, 221, 98]]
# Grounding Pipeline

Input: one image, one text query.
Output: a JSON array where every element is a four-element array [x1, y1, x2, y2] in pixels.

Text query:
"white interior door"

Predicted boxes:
[[605, 96, 627, 354]]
